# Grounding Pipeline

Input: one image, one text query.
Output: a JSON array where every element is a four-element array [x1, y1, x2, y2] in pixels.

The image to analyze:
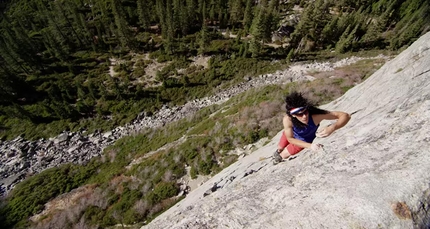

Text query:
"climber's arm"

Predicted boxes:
[[314, 111, 351, 138]]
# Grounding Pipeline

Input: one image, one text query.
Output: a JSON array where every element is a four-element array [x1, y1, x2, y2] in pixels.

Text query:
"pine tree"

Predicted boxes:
[[209, 0, 216, 22], [360, 14, 383, 45], [312, 0, 331, 47], [166, 0, 175, 38], [76, 82, 87, 101], [243, 0, 254, 33], [286, 48, 295, 62], [69, 0, 94, 46], [264, 1, 281, 43], [260, 0, 268, 8], [137, 0, 151, 30], [198, 0, 207, 21], [108, 76, 123, 100], [180, 0, 191, 35], [250, 6, 265, 41], [0, 61, 18, 104], [390, 17, 424, 49], [187, 0, 199, 25], [229, 0, 243, 26], [335, 23, 360, 53], [242, 42, 249, 57], [248, 1, 279, 57], [173, 0, 182, 35], [4, 103, 34, 120], [92, 0, 113, 47], [249, 38, 262, 57], [37, 0, 73, 54], [291, 0, 333, 51], [217, 3, 227, 28], [198, 23, 210, 54], [87, 79, 100, 100], [111, 0, 134, 49], [54, 1, 85, 48], [268, 0, 279, 12], [290, 4, 312, 48], [388, 0, 429, 49], [238, 42, 245, 56], [157, 0, 169, 38], [9, 16, 42, 71], [0, 30, 30, 74]]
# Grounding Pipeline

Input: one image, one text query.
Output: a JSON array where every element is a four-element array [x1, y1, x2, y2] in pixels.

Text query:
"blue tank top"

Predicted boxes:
[[293, 115, 319, 143]]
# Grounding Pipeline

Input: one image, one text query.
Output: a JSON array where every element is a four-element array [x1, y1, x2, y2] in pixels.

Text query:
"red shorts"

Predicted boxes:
[[278, 131, 304, 155]]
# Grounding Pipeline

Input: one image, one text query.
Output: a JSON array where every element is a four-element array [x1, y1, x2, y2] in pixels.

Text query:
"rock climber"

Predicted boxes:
[[273, 92, 351, 164]]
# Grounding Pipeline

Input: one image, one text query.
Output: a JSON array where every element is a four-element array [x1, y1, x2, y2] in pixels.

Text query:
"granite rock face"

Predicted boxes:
[[142, 33, 430, 229]]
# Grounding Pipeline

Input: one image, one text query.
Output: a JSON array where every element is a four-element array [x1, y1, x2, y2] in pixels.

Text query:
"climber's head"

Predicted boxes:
[[285, 92, 327, 126]]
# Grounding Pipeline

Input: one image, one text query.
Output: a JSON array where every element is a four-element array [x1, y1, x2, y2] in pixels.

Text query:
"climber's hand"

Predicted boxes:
[[316, 125, 336, 138], [310, 143, 323, 151]]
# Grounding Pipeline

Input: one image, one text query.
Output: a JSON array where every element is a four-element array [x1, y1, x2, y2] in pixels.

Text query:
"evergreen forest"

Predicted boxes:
[[0, 0, 429, 228], [0, 0, 429, 140]]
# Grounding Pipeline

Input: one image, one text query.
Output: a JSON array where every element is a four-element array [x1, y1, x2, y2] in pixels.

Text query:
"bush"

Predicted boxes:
[[158, 54, 173, 63], [146, 182, 178, 205], [184, 149, 198, 161], [190, 166, 197, 179], [0, 163, 96, 227], [198, 159, 213, 175], [153, 182, 178, 200], [84, 205, 105, 225]]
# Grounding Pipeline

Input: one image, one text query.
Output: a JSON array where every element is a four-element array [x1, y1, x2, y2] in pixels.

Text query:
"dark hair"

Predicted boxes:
[[285, 92, 328, 128]]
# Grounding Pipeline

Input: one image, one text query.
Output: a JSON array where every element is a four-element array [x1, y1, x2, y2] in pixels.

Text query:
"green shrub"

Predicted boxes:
[[133, 67, 146, 77], [107, 193, 120, 206], [198, 159, 213, 175], [84, 205, 105, 225], [153, 182, 178, 200], [190, 166, 197, 179], [157, 53, 173, 63], [146, 182, 178, 205], [100, 214, 116, 228], [148, 50, 161, 60], [0, 163, 96, 227], [122, 209, 142, 225], [184, 149, 198, 161]]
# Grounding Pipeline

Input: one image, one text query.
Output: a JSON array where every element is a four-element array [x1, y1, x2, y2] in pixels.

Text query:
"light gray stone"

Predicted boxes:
[[54, 133, 69, 144], [141, 32, 430, 228]]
